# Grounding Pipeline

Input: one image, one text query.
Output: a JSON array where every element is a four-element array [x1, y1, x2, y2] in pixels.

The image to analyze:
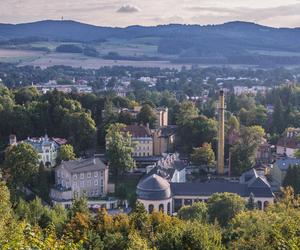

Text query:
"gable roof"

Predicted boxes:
[[123, 125, 152, 138], [58, 157, 107, 173]]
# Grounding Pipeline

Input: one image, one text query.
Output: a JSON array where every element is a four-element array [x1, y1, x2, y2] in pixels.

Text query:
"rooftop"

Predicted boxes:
[[58, 157, 107, 173]]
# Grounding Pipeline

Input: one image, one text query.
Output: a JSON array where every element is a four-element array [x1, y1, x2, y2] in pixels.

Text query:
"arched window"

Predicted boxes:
[[148, 204, 154, 214], [167, 202, 171, 215], [257, 201, 262, 210], [159, 204, 164, 213], [263, 201, 269, 210]]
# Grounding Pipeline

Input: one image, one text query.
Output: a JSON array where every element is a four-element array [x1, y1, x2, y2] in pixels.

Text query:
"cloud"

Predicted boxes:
[[186, 3, 300, 26], [117, 4, 140, 13]]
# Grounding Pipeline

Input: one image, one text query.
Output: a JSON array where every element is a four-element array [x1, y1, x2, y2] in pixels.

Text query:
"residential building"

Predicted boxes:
[[276, 128, 300, 157], [123, 125, 153, 157], [256, 138, 272, 165], [153, 125, 176, 155], [22, 135, 66, 167], [50, 157, 117, 209], [270, 158, 300, 185], [137, 168, 274, 214], [155, 107, 168, 128]]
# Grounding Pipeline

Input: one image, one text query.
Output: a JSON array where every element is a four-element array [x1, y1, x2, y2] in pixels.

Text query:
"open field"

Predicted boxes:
[[18, 53, 192, 69]]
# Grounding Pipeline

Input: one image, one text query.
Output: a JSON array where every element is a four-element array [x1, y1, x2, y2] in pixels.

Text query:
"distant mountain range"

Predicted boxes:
[[1, 20, 300, 66]]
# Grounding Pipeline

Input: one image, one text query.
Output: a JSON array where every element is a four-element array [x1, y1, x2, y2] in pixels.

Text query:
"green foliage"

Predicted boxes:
[[178, 115, 218, 153], [246, 193, 257, 210], [191, 143, 215, 167], [178, 202, 208, 223], [106, 123, 135, 181], [137, 104, 157, 128], [283, 165, 300, 193], [207, 193, 245, 227], [176, 101, 199, 126], [231, 126, 265, 175], [3, 142, 39, 188], [59, 144, 76, 161]]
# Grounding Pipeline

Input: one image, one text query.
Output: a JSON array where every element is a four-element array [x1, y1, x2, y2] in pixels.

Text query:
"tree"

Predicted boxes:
[[283, 165, 300, 193], [177, 115, 217, 153], [231, 126, 265, 175], [137, 104, 157, 128], [175, 101, 198, 126], [207, 193, 245, 227], [62, 112, 97, 153], [3, 142, 39, 189], [59, 144, 76, 162], [0, 181, 13, 243], [178, 202, 208, 223], [190, 143, 215, 169], [246, 193, 257, 210], [106, 123, 135, 181]]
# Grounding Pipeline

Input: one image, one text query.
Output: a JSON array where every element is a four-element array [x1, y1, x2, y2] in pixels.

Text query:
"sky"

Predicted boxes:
[[1, 0, 300, 28]]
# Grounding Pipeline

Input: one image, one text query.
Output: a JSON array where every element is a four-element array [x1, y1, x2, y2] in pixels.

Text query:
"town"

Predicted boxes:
[[1, 1, 300, 247], [1, 61, 300, 248]]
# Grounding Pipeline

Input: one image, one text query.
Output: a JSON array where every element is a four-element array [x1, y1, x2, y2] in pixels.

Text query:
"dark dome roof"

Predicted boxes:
[[137, 174, 171, 200]]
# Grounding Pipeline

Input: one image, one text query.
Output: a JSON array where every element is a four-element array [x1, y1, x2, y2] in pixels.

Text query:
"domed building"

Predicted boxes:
[[137, 169, 275, 214], [137, 174, 172, 214]]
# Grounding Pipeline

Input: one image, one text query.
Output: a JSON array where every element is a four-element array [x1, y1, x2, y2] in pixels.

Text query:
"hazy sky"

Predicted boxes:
[[1, 0, 300, 27]]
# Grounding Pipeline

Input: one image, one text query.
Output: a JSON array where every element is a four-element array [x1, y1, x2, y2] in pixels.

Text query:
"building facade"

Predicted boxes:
[[123, 125, 153, 157], [137, 169, 274, 214], [270, 158, 300, 185], [17, 135, 66, 167], [50, 157, 117, 209], [153, 125, 176, 155]]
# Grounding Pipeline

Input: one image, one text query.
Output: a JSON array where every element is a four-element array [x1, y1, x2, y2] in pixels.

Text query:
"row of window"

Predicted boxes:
[[73, 171, 104, 180], [136, 146, 151, 151], [57, 170, 104, 179], [73, 179, 104, 188], [133, 152, 151, 156]]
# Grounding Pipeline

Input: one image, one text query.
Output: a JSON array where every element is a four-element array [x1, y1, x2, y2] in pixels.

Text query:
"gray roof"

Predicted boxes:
[[59, 157, 107, 173], [275, 158, 300, 171], [171, 178, 274, 198], [137, 174, 171, 200], [24, 136, 60, 153]]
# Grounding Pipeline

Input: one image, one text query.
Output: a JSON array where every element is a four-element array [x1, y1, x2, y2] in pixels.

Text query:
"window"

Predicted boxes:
[[80, 173, 84, 179], [87, 180, 92, 187], [87, 172, 91, 178], [80, 181, 84, 187], [148, 204, 154, 214], [100, 186, 104, 193], [94, 180, 98, 186], [73, 174, 77, 180], [57, 171, 60, 178], [159, 204, 164, 212], [73, 182, 78, 189], [100, 171, 103, 177], [100, 179, 103, 185], [94, 171, 98, 178]]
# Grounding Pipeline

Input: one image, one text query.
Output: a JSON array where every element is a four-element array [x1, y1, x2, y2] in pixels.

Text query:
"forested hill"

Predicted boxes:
[[1, 20, 300, 65]]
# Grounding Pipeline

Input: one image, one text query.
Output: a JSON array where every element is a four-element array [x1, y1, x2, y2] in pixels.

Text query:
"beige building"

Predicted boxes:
[[153, 126, 176, 156], [124, 125, 153, 157], [155, 107, 168, 128], [50, 157, 116, 208]]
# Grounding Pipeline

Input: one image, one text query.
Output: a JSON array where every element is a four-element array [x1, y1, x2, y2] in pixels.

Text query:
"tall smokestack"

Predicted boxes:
[[217, 90, 225, 175]]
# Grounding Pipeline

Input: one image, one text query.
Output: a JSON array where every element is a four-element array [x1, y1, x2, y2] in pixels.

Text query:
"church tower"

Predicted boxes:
[[217, 90, 225, 175]]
